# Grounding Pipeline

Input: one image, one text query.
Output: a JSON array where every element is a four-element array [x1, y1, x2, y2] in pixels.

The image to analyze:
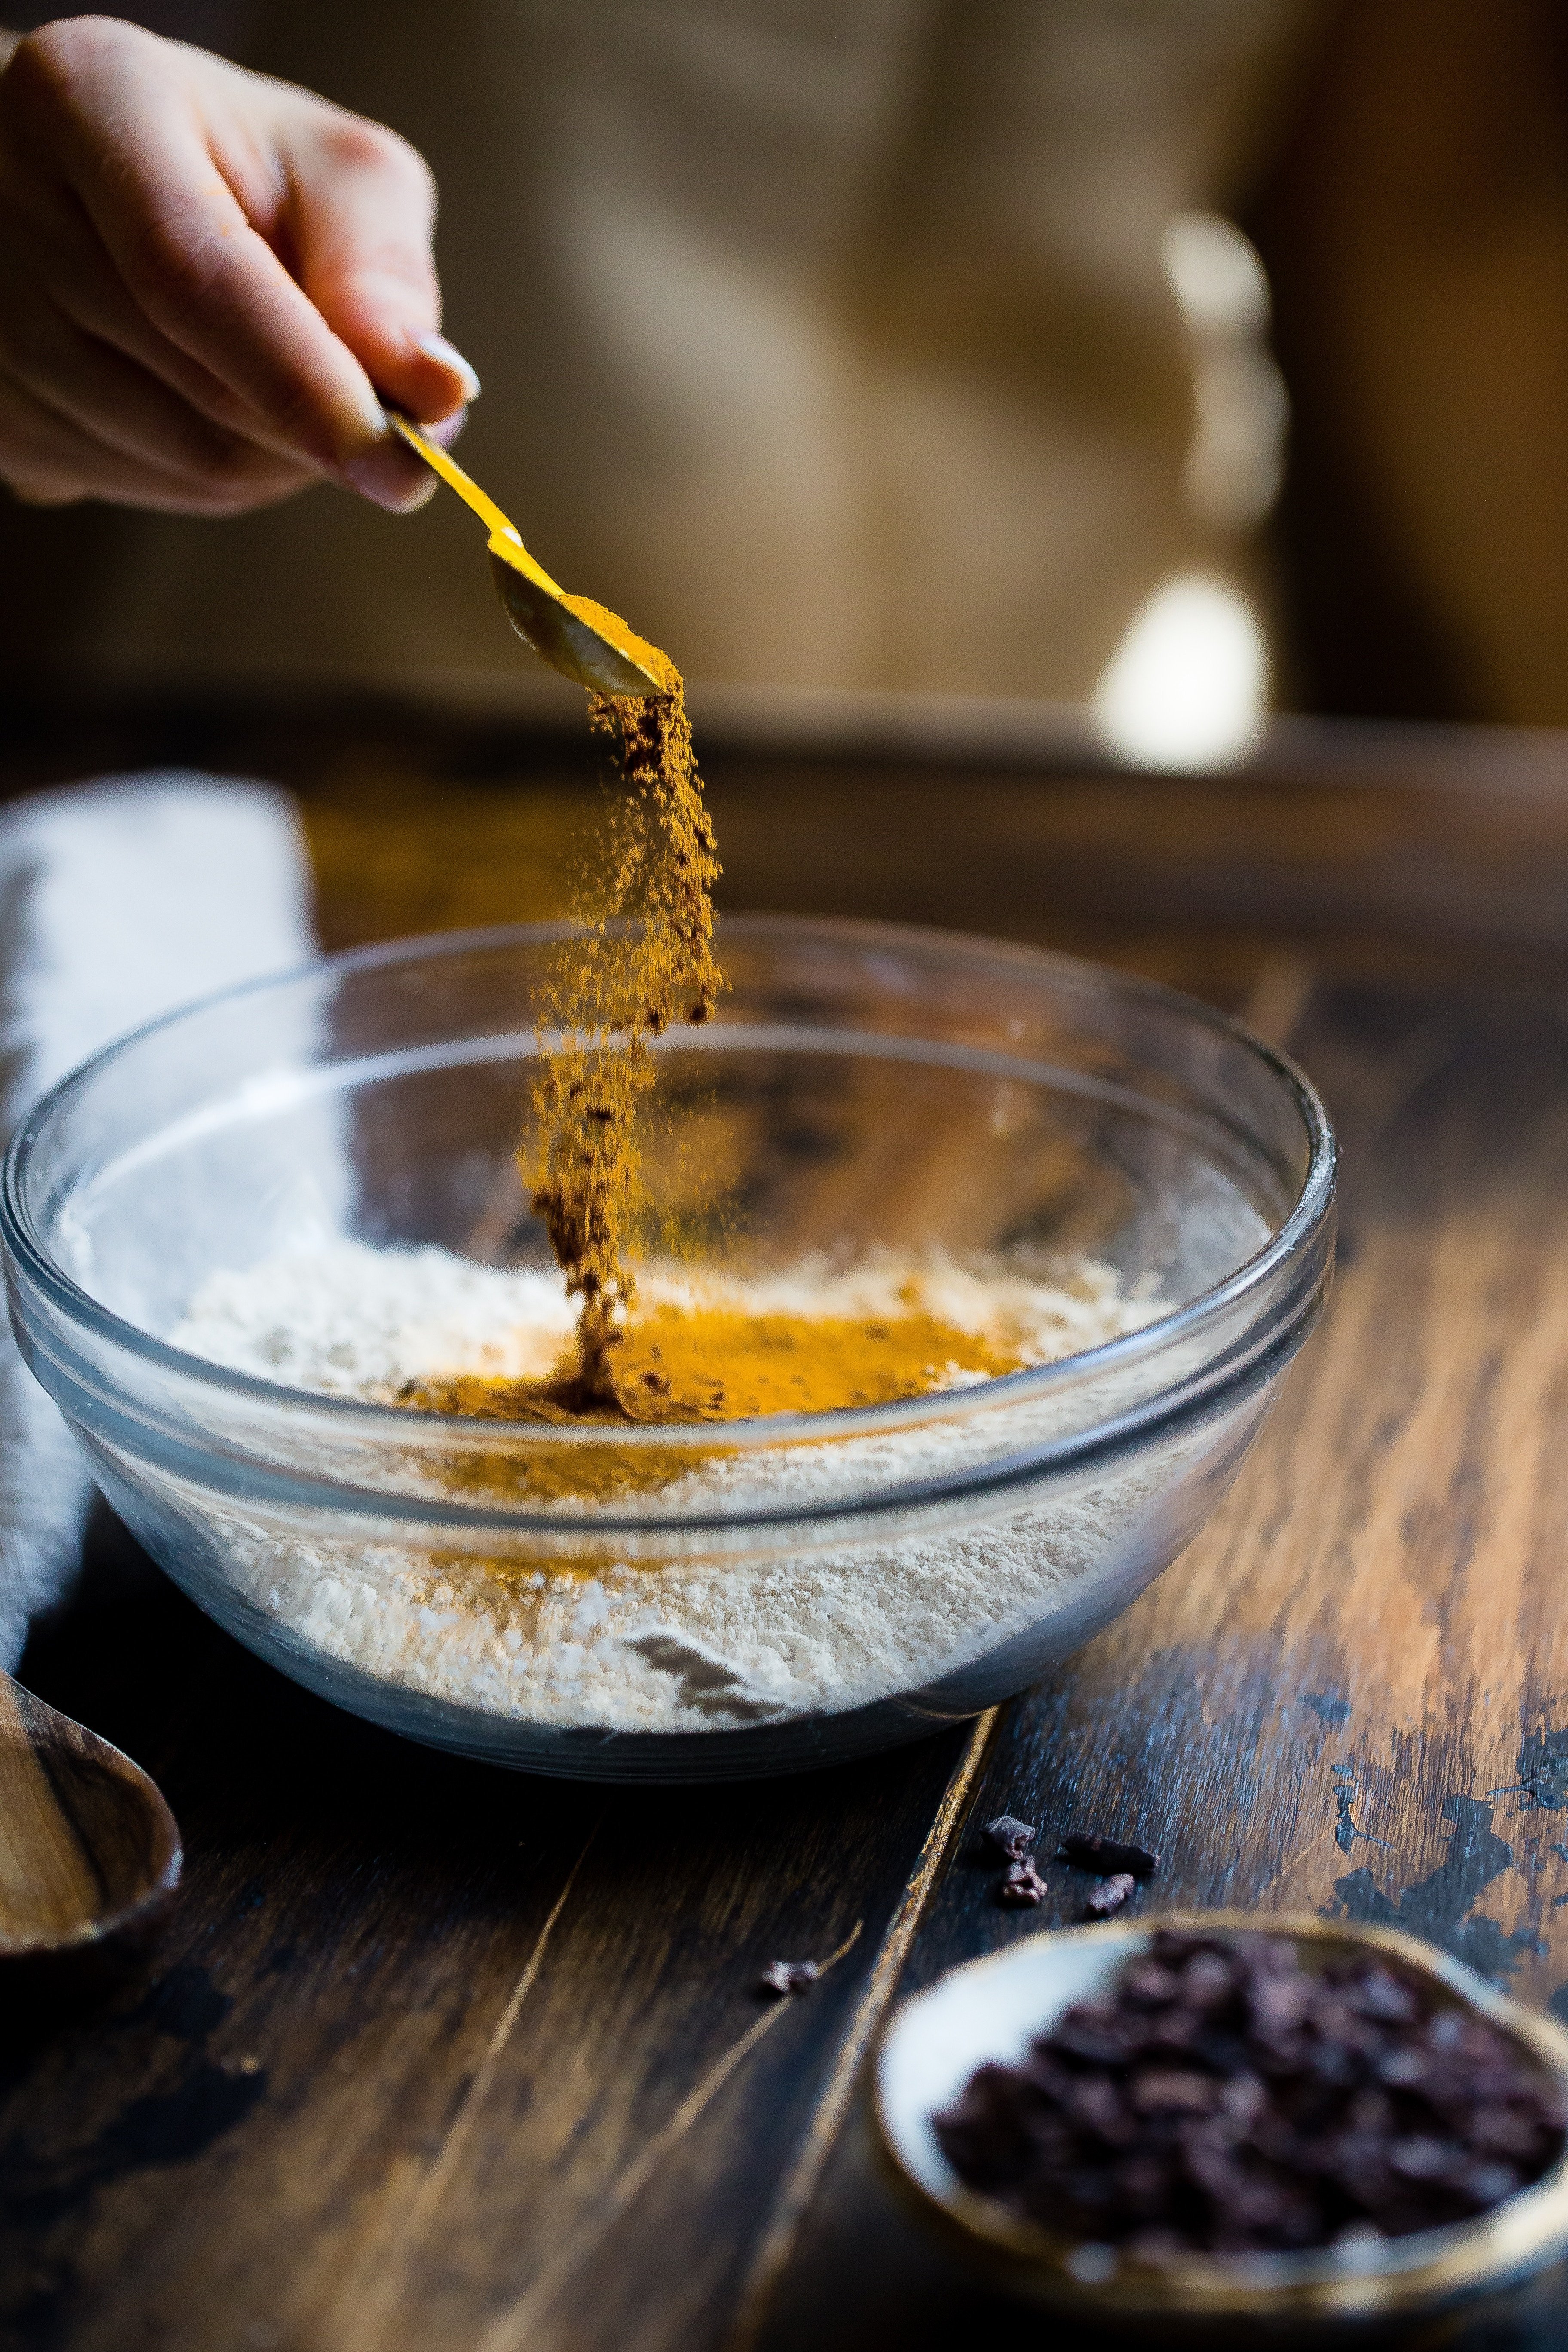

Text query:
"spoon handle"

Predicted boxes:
[[386, 415, 564, 594]]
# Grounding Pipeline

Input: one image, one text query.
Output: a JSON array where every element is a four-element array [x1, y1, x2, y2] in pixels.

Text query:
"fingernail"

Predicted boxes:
[[346, 382, 392, 447], [342, 439, 438, 514], [415, 332, 481, 403]]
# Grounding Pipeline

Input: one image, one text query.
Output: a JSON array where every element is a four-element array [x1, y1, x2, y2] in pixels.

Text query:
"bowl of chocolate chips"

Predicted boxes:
[[876, 1916, 1568, 2329]]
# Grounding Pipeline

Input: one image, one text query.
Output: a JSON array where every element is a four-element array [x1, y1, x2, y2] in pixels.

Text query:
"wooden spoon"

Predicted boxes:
[[0, 1668, 181, 1965], [386, 413, 669, 698]]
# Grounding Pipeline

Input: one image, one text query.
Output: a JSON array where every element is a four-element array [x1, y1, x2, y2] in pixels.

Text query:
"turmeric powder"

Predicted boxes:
[[421, 608, 1020, 1458], [402, 1301, 1026, 1427], [522, 614, 723, 1406], [395, 1295, 1028, 1508]]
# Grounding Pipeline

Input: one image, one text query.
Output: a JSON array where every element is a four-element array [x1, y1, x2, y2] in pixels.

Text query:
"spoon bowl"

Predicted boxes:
[[0, 1668, 181, 1968]]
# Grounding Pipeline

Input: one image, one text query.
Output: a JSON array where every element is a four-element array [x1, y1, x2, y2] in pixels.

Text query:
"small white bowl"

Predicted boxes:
[[876, 1911, 1568, 2331]]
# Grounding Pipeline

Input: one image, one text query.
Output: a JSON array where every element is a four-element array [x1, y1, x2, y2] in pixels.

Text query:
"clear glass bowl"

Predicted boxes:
[[1, 918, 1334, 1782]]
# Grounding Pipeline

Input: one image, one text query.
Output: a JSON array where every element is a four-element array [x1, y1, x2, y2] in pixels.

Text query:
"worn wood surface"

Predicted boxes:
[[4, 701, 1568, 2349]]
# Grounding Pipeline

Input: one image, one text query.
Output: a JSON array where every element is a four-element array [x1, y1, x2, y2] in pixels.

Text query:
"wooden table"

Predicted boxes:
[[6, 699, 1568, 2350]]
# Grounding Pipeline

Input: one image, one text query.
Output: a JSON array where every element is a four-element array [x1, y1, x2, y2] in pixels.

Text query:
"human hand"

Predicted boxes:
[[0, 14, 475, 514]]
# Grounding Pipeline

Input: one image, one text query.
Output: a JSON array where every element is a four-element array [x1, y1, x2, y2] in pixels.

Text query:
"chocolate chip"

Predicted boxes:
[[1069, 2075, 1135, 2143], [1122, 1959, 1181, 2008], [1051, 2008, 1133, 2066], [759, 1959, 819, 1996], [1130, 2068, 1217, 2115], [982, 1814, 1038, 1862], [1458, 2161, 1523, 2209], [1388, 2135, 1458, 2181], [1084, 1872, 1137, 1920], [1354, 1967, 1420, 2025], [998, 1856, 1047, 1907], [1058, 1832, 1160, 1880], [1191, 1949, 1246, 2009]]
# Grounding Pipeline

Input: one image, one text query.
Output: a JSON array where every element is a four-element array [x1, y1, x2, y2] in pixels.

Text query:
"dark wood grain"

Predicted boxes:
[[3, 1520, 995, 2352], [4, 698, 1568, 2349]]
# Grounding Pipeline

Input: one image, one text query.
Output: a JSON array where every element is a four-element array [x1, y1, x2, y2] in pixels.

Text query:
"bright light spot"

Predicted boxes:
[[1093, 573, 1268, 770], [1162, 214, 1287, 529], [1161, 213, 1269, 340], [1185, 348, 1287, 528]]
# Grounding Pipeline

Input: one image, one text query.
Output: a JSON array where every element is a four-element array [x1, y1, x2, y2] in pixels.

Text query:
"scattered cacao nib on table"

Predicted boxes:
[[999, 1857, 1048, 1908], [982, 1811, 1159, 1915], [933, 1931, 1567, 2258], [759, 1959, 820, 1997], [1059, 1832, 1160, 1881], [982, 1816, 1038, 1863]]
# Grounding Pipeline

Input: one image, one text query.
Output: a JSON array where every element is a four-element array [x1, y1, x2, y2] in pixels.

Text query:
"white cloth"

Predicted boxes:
[[0, 775, 317, 1668]]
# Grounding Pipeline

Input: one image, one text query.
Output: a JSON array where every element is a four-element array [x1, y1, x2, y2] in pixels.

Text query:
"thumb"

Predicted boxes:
[[282, 110, 479, 423]]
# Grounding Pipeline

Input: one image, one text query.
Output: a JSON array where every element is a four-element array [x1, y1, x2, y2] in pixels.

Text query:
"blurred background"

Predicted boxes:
[[4, 0, 1568, 772]]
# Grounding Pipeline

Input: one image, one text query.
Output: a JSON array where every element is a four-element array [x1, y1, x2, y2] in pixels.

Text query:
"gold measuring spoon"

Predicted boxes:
[[387, 414, 667, 698]]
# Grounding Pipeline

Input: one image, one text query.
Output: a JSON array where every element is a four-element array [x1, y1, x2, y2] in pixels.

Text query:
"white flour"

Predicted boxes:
[[171, 1241, 1190, 1735]]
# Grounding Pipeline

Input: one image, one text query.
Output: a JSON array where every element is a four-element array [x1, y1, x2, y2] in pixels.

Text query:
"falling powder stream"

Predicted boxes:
[[523, 623, 723, 1403]]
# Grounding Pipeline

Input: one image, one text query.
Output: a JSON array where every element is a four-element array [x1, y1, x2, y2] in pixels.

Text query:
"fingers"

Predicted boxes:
[[0, 367, 311, 513], [0, 268, 307, 493], [3, 208, 450, 514], [0, 18, 473, 518], [8, 25, 393, 478], [279, 111, 480, 421], [1, 178, 351, 471], [94, 146, 391, 474]]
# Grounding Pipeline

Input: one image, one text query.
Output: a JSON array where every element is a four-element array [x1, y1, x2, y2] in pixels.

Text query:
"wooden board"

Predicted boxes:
[[4, 703, 1568, 2349], [752, 968, 1568, 2351]]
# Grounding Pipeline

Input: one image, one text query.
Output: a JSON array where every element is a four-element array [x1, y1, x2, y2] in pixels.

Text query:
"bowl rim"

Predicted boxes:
[[875, 1909, 1568, 2319], [0, 913, 1336, 1456]]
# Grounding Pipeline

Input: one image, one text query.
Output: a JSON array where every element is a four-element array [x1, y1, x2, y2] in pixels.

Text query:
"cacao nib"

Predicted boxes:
[[983, 1815, 1039, 1862], [1058, 1832, 1160, 1880], [1084, 1872, 1137, 1920], [759, 1959, 819, 1996]]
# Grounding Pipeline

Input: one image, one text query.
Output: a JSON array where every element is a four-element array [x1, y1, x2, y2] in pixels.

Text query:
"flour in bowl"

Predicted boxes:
[[168, 1240, 1202, 1737]]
